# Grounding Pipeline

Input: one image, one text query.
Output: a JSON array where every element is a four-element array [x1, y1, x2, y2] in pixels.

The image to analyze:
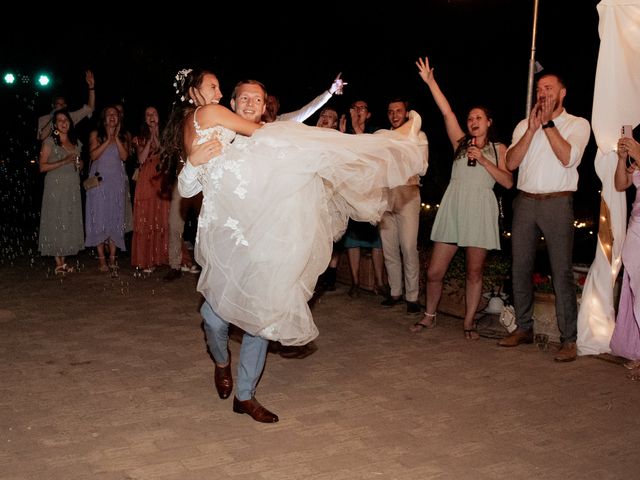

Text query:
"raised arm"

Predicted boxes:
[[416, 57, 465, 148], [277, 72, 348, 123], [86, 70, 95, 112]]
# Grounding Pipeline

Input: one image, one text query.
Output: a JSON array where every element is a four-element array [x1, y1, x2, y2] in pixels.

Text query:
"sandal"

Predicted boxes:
[[98, 256, 109, 273], [55, 264, 71, 276], [624, 359, 640, 370], [410, 312, 437, 333], [463, 323, 480, 341]]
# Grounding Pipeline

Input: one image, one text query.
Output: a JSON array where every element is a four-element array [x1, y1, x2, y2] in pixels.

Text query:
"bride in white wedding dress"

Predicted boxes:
[[164, 70, 427, 345]]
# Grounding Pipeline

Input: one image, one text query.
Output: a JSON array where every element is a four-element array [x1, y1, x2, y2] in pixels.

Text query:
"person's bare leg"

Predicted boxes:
[[97, 243, 108, 272], [412, 242, 458, 331], [347, 247, 361, 296], [371, 247, 386, 291], [108, 239, 117, 267], [463, 246, 488, 340]]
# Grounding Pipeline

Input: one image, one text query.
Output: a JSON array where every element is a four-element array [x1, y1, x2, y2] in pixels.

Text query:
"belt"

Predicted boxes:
[[520, 190, 573, 200]]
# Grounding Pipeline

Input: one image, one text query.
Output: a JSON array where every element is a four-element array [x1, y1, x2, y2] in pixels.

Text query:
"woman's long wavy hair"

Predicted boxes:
[[159, 68, 215, 186]]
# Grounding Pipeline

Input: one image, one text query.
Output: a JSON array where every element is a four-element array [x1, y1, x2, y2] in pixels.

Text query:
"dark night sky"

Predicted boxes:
[[3, 1, 600, 131], [1, 0, 602, 240]]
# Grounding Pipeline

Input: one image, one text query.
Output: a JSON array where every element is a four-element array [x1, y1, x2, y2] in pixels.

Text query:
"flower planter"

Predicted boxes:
[[533, 292, 561, 344]]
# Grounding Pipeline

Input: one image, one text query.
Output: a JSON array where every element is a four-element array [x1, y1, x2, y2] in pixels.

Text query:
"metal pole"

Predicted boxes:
[[526, 0, 540, 117]]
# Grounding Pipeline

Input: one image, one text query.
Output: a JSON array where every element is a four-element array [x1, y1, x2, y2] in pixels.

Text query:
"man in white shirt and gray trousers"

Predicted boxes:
[[498, 73, 591, 362]]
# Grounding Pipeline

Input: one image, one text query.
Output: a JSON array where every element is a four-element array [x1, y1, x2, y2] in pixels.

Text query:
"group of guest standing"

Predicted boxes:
[[37, 73, 192, 277]]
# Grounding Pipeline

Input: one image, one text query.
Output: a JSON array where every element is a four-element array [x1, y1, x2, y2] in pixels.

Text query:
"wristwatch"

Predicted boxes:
[[542, 120, 555, 129]]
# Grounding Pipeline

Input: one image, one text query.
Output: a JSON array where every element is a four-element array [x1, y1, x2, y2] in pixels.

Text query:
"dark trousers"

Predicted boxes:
[[511, 193, 577, 343]]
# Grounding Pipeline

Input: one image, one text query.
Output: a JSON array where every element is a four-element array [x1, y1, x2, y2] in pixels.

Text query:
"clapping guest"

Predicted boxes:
[[498, 72, 590, 362], [131, 106, 170, 272], [85, 105, 130, 272], [38, 110, 85, 274], [610, 133, 640, 378]]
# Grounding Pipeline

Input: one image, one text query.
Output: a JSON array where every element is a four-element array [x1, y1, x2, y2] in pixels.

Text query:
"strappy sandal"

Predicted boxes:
[[463, 323, 480, 340], [55, 263, 75, 275], [624, 359, 640, 370], [410, 312, 437, 333], [98, 256, 109, 273]]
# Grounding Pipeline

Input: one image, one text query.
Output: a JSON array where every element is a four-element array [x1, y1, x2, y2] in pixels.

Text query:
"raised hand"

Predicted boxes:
[[85, 70, 95, 88], [416, 57, 435, 85], [538, 96, 554, 125], [528, 103, 542, 131], [329, 72, 348, 95]]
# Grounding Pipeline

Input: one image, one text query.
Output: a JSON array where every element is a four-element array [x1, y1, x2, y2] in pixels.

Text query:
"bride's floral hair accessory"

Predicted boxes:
[[173, 68, 193, 103]]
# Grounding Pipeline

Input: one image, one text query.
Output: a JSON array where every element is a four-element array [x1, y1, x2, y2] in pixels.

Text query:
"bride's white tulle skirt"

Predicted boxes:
[[196, 115, 427, 345]]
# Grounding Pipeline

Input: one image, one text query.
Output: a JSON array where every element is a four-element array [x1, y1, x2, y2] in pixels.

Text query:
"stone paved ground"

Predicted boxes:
[[1, 254, 639, 479]]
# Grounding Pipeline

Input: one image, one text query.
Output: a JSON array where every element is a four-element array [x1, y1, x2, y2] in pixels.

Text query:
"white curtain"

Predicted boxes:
[[577, 0, 640, 355]]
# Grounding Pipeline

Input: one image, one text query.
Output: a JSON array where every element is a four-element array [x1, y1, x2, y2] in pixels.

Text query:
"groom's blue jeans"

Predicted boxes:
[[201, 301, 269, 401]]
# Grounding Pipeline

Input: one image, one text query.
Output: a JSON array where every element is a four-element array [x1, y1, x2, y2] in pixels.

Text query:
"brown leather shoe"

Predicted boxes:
[[233, 397, 279, 423], [279, 342, 318, 359], [214, 363, 233, 399], [554, 342, 577, 362], [497, 327, 534, 347]]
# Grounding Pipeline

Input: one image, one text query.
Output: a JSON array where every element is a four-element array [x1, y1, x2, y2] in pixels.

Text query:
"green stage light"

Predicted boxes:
[[36, 74, 51, 87], [3, 72, 16, 85]]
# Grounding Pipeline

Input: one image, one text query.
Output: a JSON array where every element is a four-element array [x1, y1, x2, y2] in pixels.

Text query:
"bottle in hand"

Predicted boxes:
[[467, 137, 476, 166]]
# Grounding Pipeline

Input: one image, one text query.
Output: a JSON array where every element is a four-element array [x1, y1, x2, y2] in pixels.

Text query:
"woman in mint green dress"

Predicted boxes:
[[38, 110, 85, 274], [412, 57, 513, 339]]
